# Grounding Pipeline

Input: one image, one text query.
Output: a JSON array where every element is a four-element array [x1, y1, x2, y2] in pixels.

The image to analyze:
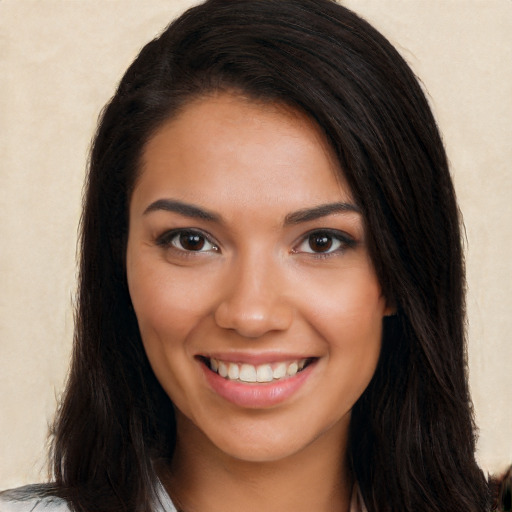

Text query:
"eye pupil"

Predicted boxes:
[[180, 233, 205, 251], [309, 233, 332, 252]]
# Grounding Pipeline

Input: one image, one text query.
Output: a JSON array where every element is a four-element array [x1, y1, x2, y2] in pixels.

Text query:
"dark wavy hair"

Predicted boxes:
[[50, 0, 489, 510]]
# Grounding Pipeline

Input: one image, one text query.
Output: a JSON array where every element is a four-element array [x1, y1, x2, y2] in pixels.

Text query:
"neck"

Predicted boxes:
[[160, 414, 353, 512]]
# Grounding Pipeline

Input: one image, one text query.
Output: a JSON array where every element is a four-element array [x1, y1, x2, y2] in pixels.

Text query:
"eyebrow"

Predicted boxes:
[[284, 202, 360, 224], [143, 198, 360, 224], [143, 199, 221, 222]]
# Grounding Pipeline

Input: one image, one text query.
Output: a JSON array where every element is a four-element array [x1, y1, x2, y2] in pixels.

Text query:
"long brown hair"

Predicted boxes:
[[51, 1, 489, 510]]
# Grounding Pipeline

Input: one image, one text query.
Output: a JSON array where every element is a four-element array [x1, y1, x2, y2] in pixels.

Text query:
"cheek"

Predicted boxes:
[[300, 265, 385, 387], [126, 258, 209, 413], [303, 264, 386, 339], [127, 257, 213, 345]]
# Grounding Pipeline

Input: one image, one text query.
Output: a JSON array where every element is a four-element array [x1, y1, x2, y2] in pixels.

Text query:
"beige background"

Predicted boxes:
[[1, 0, 511, 489]]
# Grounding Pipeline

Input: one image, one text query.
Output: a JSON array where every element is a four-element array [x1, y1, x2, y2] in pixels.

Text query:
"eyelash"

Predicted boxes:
[[155, 229, 219, 255], [292, 229, 357, 258], [155, 228, 356, 257]]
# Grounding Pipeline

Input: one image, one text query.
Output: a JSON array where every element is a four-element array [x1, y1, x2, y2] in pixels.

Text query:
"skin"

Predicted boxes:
[[126, 93, 392, 512]]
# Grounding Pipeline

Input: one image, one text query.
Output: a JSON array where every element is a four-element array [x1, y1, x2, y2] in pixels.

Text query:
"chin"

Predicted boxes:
[[190, 410, 350, 465], [217, 436, 306, 463]]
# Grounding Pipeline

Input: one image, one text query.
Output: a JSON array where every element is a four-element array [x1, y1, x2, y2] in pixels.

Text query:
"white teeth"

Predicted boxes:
[[239, 364, 257, 382], [227, 363, 239, 380], [218, 361, 228, 378], [256, 364, 274, 382], [272, 362, 287, 379], [208, 358, 310, 382], [287, 362, 299, 376]]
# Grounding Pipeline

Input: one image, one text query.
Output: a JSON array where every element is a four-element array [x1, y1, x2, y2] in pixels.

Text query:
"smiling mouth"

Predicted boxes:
[[199, 356, 314, 383]]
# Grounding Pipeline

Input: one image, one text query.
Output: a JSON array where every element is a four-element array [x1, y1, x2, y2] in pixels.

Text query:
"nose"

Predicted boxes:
[[214, 254, 293, 338]]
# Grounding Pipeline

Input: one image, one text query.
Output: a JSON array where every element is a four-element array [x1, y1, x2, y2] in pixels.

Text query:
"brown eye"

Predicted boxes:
[[178, 232, 206, 251], [293, 229, 355, 255], [156, 230, 218, 253], [308, 233, 333, 253]]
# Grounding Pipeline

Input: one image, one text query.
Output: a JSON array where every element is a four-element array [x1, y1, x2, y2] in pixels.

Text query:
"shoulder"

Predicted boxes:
[[0, 485, 70, 512], [0, 481, 177, 512]]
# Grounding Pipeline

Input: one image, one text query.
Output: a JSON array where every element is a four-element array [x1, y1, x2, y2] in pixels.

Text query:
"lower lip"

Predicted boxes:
[[201, 360, 316, 409]]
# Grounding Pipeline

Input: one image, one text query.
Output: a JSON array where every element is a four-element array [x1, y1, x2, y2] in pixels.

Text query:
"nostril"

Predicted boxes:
[[214, 300, 293, 338]]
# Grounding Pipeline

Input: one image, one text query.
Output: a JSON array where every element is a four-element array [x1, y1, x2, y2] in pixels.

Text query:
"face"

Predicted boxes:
[[126, 94, 391, 464]]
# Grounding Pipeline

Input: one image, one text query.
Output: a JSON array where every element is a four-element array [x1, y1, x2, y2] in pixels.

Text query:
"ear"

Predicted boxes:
[[383, 297, 397, 317]]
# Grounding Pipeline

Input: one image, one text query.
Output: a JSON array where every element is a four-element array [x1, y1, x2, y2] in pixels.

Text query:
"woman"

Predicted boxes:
[[0, 0, 494, 510]]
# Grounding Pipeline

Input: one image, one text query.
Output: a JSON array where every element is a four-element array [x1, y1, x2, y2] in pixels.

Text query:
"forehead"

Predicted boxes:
[[133, 93, 353, 216]]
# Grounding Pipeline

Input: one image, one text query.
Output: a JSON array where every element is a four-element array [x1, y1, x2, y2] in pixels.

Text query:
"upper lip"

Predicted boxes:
[[197, 352, 317, 365]]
